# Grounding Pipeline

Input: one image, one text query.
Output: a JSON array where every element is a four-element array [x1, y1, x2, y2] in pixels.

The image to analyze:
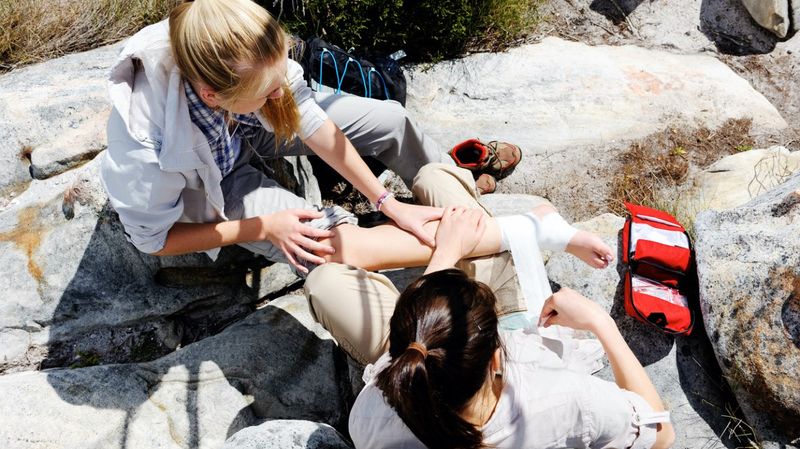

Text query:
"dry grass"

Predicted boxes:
[[0, 0, 180, 72], [607, 118, 755, 239]]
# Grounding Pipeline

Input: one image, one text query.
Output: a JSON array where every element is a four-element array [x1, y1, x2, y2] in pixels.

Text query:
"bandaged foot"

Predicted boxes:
[[566, 230, 614, 269]]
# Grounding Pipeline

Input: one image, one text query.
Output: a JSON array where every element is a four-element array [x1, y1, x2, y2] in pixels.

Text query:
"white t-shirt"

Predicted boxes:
[[349, 329, 660, 449]]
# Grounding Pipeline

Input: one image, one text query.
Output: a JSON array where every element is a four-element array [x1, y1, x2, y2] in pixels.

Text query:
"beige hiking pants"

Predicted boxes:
[[304, 163, 547, 365]]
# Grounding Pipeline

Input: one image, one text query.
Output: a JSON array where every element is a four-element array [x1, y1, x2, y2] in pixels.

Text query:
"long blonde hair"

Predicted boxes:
[[169, 0, 300, 144]]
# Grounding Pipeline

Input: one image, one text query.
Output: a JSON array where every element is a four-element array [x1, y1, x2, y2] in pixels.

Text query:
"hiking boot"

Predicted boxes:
[[448, 139, 522, 183]]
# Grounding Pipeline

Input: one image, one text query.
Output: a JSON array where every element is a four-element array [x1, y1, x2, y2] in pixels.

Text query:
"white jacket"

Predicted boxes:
[[101, 20, 327, 257]]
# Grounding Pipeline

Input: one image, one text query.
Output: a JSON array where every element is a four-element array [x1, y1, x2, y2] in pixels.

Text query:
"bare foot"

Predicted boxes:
[[566, 230, 614, 269], [475, 173, 496, 194]]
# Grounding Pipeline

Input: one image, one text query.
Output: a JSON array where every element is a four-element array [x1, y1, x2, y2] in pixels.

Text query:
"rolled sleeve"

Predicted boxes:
[[581, 376, 667, 449], [286, 59, 328, 139], [101, 131, 186, 255]]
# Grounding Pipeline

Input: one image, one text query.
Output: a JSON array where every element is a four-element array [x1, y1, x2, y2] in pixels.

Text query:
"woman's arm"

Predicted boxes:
[[540, 290, 675, 449], [303, 119, 443, 246], [153, 209, 335, 268]]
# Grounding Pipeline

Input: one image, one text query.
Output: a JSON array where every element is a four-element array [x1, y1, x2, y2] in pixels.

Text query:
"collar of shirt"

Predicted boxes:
[[183, 80, 262, 176]]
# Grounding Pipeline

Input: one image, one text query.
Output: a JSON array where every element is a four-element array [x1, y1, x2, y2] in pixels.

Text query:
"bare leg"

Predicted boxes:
[[320, 219, 503, 272], [317, 204, 612, 272]]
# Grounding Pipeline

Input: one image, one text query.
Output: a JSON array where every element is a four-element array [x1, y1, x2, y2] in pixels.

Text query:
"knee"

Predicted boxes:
[[304, 263, 346, 321], [411, 163, 460, 197], [381, 99, 410, 125], [369, 99, 410, 137]]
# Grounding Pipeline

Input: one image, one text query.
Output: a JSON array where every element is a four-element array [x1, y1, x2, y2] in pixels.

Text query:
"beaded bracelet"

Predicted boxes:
[[375, 191, 394, 211]]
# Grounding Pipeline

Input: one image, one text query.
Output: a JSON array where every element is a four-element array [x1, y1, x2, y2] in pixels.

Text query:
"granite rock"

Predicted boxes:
[[222, 420, 352, 449], [740, 0, 791, 38], [695, 171, 800, 445], [0, 295, 351, 449], [684, 146, 800, 212]]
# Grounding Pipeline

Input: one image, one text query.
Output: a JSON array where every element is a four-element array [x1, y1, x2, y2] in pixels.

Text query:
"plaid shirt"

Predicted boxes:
[[184, 81, 262, 177]]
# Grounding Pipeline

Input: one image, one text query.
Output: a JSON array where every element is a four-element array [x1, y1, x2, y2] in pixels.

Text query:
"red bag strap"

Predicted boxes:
[[624, 202, 686, 232]]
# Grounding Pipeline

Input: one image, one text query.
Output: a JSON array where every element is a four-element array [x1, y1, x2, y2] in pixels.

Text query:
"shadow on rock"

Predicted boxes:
[[699, 0, 779, 55], [34, 300, 352, 448], [589, 0, 648, 24], [675, 316, 746, 449], [40, 201, 266, 370], [610, 262, 674, 365]]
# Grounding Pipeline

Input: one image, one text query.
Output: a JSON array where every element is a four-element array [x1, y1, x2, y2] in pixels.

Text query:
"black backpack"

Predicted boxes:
[[301, 37, 407, 106]]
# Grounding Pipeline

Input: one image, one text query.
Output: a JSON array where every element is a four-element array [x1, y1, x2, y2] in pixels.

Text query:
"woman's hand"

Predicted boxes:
[[380, 197, 444, 247], [425, 206, 487, 274], [539, 287, 615, 333], [261, 209, 336, 274]]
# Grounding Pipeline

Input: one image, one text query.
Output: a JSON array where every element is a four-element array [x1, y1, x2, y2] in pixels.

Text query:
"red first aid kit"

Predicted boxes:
[[622, 203, 694, 335]]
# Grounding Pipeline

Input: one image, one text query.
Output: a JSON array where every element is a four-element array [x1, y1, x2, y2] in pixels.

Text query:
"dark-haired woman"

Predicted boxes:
[[348, 208, 675, 449]]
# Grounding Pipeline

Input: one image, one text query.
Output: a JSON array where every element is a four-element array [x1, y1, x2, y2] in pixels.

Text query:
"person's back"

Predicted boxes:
[[349, 269, 675, 449]]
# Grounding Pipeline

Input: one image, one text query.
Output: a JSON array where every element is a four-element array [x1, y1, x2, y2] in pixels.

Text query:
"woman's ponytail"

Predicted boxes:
[[376, 269, 500, 449]]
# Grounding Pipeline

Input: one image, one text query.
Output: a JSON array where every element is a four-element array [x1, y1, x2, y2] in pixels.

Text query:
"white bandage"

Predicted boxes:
[[495, 211, 579, 342]]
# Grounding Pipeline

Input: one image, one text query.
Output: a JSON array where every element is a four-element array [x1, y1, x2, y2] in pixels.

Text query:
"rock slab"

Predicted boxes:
[[695, 171, 800, 445], [0, 156, 269, 374], [685, 146, 800, 212], [404, 37, 787, 213], [0, 295, 351, 449], [223, 420, 352, 449], [405, 36, 786, 156], [0, 43, 121, 199]]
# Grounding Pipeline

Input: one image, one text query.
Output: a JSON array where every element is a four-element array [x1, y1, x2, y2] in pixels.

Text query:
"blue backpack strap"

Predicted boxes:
[[367, 67, 390, 100], [338, 56, 368, 96], [318, 49, 341, 92]]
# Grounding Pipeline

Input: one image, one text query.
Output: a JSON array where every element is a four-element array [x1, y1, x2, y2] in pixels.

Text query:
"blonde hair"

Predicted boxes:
[[169, 0, 300, 145]]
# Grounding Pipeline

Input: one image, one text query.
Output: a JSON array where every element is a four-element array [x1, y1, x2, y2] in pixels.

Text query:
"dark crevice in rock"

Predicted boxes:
[[782, 278, 800, 349], [255, 279, 305, 307], [29, 149, 103, 180], [771, 190, 800, 217], [699, 0, 779, 55], [38, 322, 180, 371]]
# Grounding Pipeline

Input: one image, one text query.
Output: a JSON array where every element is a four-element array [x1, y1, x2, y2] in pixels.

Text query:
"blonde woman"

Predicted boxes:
[[102, 0, 610, 360], [102, 0, 522, 273]]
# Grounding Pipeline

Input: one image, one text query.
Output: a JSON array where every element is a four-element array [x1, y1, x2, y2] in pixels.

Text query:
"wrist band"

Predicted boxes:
[[375, 191, 393, 211]]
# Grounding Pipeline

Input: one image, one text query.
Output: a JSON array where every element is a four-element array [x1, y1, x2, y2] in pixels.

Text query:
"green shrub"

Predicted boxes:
[[263, 0, 547, 62]]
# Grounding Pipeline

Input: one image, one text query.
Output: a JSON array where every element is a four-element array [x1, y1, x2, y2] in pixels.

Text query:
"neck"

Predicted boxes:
[[461, 374, 503, 428]]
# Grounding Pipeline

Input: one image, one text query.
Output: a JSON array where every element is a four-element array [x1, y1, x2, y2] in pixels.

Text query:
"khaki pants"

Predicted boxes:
[[304, 163, 546, 365]]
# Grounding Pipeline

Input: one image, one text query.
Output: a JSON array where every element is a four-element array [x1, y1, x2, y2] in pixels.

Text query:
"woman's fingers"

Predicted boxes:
[[305, 227, 335, 239], [414, 225, 436, 247], [539, 296, 557, 327], [289, 241, 327, 266], [292, 208, 325, 220], [282, 247, 307, 275], [296, 235, 335, 256]]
